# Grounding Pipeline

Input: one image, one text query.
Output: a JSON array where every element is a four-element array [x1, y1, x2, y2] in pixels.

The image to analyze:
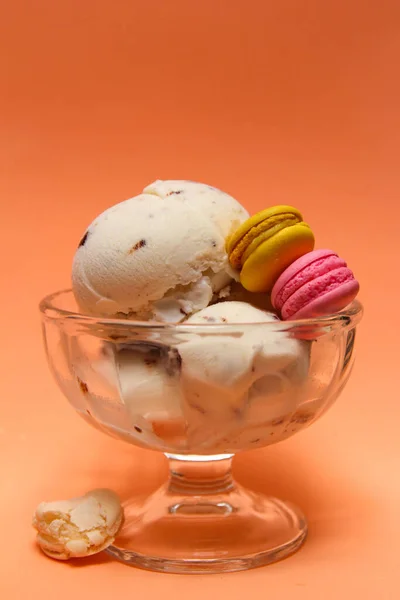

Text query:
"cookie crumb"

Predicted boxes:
[[144, 356, 157, 366], [78, 378, 88, 394], [129, 239, 147, 254], [290, 412, 314, 425], [189, 402, 206, 414], [78, 231, 89, 248], [165, 348, 182, 376]]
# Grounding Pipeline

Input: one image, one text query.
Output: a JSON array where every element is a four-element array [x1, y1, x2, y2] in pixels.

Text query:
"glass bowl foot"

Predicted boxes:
[[106, 456, 307, 574]]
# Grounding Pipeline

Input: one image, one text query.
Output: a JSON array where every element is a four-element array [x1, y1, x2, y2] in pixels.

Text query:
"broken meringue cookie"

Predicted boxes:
[[32, 488, 123, 560]]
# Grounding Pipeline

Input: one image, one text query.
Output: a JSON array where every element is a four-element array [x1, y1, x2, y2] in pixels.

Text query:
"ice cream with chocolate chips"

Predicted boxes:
[[72, 180, 249, 322]]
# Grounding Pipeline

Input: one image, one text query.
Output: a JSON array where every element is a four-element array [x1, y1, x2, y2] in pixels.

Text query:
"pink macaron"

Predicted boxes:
[[271, 249, 360, 320]]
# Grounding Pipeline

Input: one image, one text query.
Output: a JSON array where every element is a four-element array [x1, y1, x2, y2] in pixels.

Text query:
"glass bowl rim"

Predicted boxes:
[[39, 289, 363, 332]]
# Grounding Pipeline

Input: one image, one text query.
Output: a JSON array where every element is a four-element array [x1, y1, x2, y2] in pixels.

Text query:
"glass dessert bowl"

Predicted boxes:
[[40, 290, 363, 574]]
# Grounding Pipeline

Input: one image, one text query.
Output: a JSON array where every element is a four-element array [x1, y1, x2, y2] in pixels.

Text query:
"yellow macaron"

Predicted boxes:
[[226, 205, 315, 293]]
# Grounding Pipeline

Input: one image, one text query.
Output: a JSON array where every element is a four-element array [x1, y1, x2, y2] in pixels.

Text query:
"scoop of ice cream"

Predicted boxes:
[[72, 181, 249, 321], [144, 180, 247, 239], [113, 343, 187, 447], [68, 337, 186, 449], [115, 343, 183, 419], [178, 302, 310, 448], [67, 299, 310, 453], [33, 489, 123, 560]]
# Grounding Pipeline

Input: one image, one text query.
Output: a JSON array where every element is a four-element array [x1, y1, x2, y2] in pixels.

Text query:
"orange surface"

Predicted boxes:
[[1, 0, 399, 597]]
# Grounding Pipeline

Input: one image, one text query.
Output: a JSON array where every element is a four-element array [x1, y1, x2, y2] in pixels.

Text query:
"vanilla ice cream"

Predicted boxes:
[[92, 302, 311, 453], [72, 180, 249, 322], [178, 302, 310, 450]]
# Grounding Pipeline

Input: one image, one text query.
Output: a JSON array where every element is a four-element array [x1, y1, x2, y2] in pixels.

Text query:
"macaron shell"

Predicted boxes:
[[272, 251, 346, 310], [272, 249, 338, 306], [288, 279, 360, 320], [240, 223, 315, 292], [282, 269, 359, 319]]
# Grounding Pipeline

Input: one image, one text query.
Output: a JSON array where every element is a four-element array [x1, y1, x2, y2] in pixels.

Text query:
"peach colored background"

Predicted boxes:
[[1, 0, 399, 598]]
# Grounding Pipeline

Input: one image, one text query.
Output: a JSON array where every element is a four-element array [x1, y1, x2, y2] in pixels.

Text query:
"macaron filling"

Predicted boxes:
[[229, 213, 300, 269], [241, 217, 302, 264]]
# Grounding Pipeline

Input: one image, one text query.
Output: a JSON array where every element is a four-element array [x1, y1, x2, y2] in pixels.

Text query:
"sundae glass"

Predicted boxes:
[[40, 289, 362, 573]]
